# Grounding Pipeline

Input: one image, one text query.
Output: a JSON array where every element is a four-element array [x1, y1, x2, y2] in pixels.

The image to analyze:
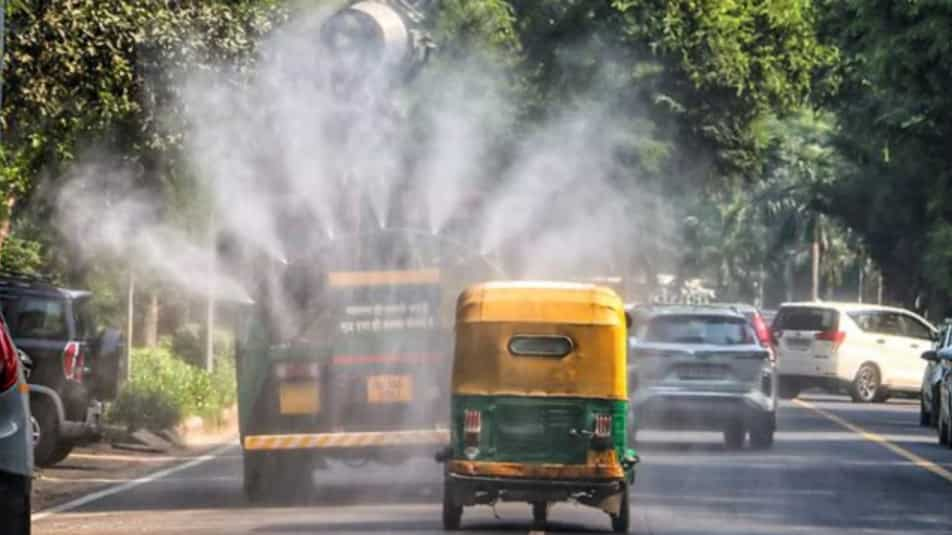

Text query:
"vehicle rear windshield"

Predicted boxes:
[[640, 315, 754, 345], [9, 296, 68, 339], [774, 307, 837, 332]]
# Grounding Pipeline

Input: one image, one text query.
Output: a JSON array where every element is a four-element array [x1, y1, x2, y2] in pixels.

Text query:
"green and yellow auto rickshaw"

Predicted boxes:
[[438, 281, 638, 532]]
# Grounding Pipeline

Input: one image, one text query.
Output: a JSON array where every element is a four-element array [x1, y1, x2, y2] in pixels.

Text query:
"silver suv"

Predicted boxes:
[[629, 306, 777, 449], [0, 315, 33, 534]]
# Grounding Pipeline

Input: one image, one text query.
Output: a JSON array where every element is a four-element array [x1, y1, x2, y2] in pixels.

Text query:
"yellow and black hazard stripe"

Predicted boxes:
[[243, 429, 450, 451]]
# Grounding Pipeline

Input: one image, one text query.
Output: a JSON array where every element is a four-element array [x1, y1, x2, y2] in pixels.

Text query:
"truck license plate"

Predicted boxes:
[[279, 383, 320, 414], [367, 375, 413, 403]]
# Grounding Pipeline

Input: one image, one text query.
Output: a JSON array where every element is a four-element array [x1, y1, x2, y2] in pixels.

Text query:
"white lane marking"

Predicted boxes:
[[793, 399, 952, 484], [63, 453, 187, 463], [31, 441, 237, 522]]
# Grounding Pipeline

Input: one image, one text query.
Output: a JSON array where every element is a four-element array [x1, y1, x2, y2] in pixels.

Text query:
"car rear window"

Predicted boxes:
[[774, 307, 837, 332], [640, 315, 754, 345], [10, 297, 68, 340]]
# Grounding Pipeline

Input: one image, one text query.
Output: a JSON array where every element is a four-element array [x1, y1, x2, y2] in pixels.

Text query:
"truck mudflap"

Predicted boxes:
[[243, 429, 450, 450]]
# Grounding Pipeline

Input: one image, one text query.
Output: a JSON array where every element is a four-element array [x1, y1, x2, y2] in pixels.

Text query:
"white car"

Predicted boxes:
[[772, 302, 937, 402]]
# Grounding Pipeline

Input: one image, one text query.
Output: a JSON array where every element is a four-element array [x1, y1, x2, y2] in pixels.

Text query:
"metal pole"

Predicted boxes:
[[205, 220, 215, 372], [858, 255, 865, 304], [126, 269, 134, 381]]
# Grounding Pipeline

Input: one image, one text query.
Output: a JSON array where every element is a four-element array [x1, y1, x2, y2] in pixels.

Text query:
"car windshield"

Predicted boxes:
[[641, 314, 754, 345]]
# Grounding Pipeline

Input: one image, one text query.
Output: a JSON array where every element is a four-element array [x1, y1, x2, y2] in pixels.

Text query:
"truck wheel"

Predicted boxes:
[[31, 397, 63, 467], [749, 413, 776, 450], [243, 451, 268, 504], [244, 452, 314, 504], [610, 485, 630, 533], [532, 502, 548, 530], [723, 420, 746, 450], [442, 479, 462, 530], [0, 473, 30, 535]]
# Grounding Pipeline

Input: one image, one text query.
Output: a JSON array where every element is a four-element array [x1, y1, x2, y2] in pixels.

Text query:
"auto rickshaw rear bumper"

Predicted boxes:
[[445, 472, 628, 512]]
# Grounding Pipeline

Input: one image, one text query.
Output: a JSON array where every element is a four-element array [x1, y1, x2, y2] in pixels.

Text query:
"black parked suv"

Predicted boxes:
[[0, 272, 123, 466]]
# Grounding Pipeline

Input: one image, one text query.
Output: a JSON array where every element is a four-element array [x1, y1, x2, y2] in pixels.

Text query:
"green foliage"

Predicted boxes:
[[682, 110, 865, 303], [503, 0, 837, 182], [0, 233, 44, 274], [169, 322, 236, 369], [817, 1, 952, 308], [107, 344, 236, 432]]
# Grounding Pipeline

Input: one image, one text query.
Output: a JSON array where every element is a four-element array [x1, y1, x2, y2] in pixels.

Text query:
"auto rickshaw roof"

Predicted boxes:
[[457, 281, 624, 325]]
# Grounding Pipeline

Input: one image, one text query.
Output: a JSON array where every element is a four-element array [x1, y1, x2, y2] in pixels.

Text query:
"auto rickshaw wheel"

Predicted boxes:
[[532, 502, 548, 530], [442, 480, 462, 530], [610, 485, 630, 533]]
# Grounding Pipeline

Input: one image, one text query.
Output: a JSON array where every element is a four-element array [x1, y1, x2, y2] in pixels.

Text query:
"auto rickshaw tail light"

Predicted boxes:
[[595, 414, 612, 439], [463, 409, 481, 446]]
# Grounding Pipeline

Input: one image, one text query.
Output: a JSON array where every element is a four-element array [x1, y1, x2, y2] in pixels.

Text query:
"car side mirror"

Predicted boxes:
[[922, 350, 939, 362]]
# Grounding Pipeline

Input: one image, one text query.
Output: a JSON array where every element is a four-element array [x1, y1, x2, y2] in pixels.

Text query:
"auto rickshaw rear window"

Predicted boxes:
[[508, 335, 573, 357]]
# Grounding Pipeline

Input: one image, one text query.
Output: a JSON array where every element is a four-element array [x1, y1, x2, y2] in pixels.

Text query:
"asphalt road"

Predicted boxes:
[[32, 395, 952, 535]]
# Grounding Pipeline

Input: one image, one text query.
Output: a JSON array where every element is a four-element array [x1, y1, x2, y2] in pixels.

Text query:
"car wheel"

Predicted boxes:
[[532, 502, 548, 530], [850, 364, 882, 403], [749, 413, 776, 450], [724, 420, 746, 450], [0, 473, 31, 535], [31, 396, 63, 467], [920, 398, 931, 426], [47, 442, 75, 466], [778, 379, 800, 400], [945, 414, 952, 449], [940, 417, 950, 447], [610, 484, 630, 533], [933, 395, 942, 427], [442, 478, 462, 531]]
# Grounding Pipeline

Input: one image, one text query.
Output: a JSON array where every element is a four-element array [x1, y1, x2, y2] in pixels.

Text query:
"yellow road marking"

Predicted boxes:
[[793, 398, 952, 484]]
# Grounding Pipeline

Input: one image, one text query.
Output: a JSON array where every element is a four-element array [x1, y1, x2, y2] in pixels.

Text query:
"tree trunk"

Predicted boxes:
[[784, 254, 794, 302], [143, 292, 160, 348]]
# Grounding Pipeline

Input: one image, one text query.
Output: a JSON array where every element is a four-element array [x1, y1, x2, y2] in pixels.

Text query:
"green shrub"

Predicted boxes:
[[107, 345, 236, 431], [109, 385, 181, 433]]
